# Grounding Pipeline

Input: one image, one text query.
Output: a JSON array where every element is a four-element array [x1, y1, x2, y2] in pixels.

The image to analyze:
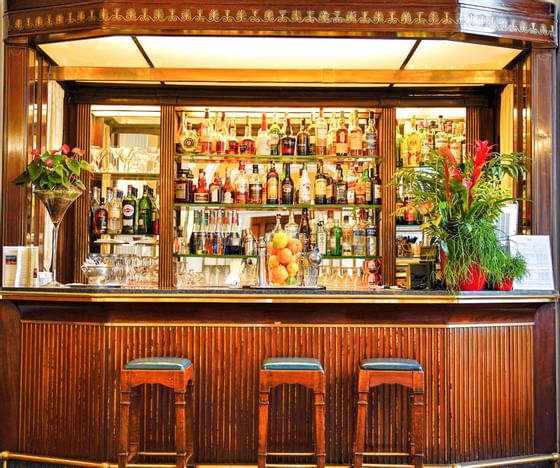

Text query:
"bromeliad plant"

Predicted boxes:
[[395, 140, 527, 289], [13, 144, 91, 191]]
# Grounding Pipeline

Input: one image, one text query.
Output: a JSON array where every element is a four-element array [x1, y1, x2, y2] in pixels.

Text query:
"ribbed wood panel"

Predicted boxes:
[[159, 106, 174, 288], [20, 321, 106, 459], [72, 103, 92, 283], [19, 322, 534, 464], [466, 107, 481, 154], [379, 107, 397, 284]]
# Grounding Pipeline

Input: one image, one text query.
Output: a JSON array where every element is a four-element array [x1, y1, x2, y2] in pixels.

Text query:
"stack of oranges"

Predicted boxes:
[[267, 231, 303, 285]]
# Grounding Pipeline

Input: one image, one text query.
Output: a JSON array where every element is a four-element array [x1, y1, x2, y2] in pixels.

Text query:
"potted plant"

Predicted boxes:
[[13, 144, 91, 287], [490, 252, 527, 291], [394, 140, 527, 291]]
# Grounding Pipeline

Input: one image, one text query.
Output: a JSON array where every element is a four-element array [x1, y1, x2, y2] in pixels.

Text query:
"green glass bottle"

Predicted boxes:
[[329, 218, 342, 256], [137, 184, 152, 235]]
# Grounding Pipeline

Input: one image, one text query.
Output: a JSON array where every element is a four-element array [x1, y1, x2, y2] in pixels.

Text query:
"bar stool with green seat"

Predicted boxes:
[[258, 357, 326, 468], [353, 358, 425, 468], [118, 357, 195, 468]]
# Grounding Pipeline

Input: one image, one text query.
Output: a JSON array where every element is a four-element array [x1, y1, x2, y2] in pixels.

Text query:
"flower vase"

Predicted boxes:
[[458, 263, 487, 291], [34, 188, 82, 288]]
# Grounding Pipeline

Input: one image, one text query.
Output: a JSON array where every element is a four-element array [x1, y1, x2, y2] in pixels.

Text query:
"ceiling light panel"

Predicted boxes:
[[138, 36, 416, 70], [39, 37, 149, 67], [405, 40, 521, 70]]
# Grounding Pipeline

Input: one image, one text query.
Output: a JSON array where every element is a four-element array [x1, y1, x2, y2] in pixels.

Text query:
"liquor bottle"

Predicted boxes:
[[315, 108, 328, 156], [325, 167, 334, 204], [209, 171, 223, 203], [185, 168, 195, 203], [308, 112, 316, 155], [346, 165, 357, 205], [204, 209, 214, 255], [216, 209, 226, 255], [281, 118, 296, 156], [281, 162, 294, 205], [249, 164, 263, 204], [266, 161, 280, 205], [298, 207, 311, 252], [420, 119, 433, 164], [349, 110, 363, 156], [296, 118, 310, 156], [199, 108, 213, 154], [90, 187, 100, 235], [341, 214, 353, 256], [107, 187, 123, 235], [449, 122, 464, 164], [268, 113, 282, 156], [272, 213, 283, 234], [371, 164, 382, 205], [175, 167, 188, 203], [355, 164, 367, 205], [256, 113, 271, 155], [335, 164, 347, 204], [407, 116, 421, 166], [215, 112, 227, 155], [329, 218, 342, 256], [361, 163, 372, 204], [434, 115, 449, 151], [285, 209, 299, 239], [239, 116, 256, 155], [178, 112, 199, 154], [327, 112, 338, 156], [234, 161, 249, 204], [93, 196, 108, 235], [174, 226, 185, 255], [324, 210, 334, 248], [226, 118, 239, 155], [314, 161, 327, 205], [137, 185, 153, 234], [227, 210, 242, 255], [335, 111, 349, 156], [365, 209, 378, 257], [352, 209, 366, 256], [151, 192, 160, 236], [298, 163, 312, 205], [316, 221, 327, 255], [194, 169, 209, 204], [122, 184, 136, 234], [364, 110, 378, 157], [222, 168, 234, 204]]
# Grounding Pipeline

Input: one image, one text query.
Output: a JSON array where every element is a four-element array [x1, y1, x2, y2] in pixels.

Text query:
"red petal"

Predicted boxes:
[[71, 147, 84, 156], [61, 144, 70, 155], [440, 146, 458, 167]]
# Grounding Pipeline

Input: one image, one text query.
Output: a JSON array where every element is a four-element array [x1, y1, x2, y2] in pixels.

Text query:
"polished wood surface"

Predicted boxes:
[[0, 298, 554, 464], [380, 108, 396, 285]]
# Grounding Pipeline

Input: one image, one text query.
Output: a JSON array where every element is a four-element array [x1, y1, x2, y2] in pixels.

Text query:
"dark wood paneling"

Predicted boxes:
[[380, 107, 396, 284], [0, 302, 22, 451], [159, 105, 173, 288]]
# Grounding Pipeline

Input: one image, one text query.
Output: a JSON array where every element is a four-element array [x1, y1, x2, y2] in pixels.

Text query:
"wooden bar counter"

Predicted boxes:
[[0, 288, 557, 466]]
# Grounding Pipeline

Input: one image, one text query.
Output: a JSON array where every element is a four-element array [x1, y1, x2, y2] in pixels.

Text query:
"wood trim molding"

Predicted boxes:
[[159, 105, 174, 288]]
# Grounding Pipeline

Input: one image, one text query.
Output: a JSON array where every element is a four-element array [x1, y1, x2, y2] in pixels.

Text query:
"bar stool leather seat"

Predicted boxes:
[[125, 357, 192, 371], [360, 358, 422, 371], [262, 357, 323, 371]]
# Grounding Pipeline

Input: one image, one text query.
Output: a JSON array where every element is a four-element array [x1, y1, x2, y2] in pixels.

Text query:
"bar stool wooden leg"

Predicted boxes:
[[129, 387, 141, 461], [257, 388, 270, 468], [411, 385, 425, 468], [118, 387, 131, 468], [185, 380, 195, 467], [314, 390, 326, 468], [174, 389, 187, 468], [353, 387, 368, 468]]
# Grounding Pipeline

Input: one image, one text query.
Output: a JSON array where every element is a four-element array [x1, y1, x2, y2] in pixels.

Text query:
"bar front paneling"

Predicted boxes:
[[9, 299, 539, 465]]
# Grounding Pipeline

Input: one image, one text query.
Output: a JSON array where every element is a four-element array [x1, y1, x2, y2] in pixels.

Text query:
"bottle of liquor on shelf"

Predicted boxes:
[[296, 118, 310, 156], [122, 184, 136, 234], [266, 161, 280, 205], [89, 186, 100, 234], [285, 209, 299, 239], [272, 213, 283, 234], [177, 112, 199, 154], [316, 220, 327, 255], [107, 187, 123, 235], [346, 165, 357, 205], [234, 161, 249, 204], [434, 115, 449, 151], [281, 118, 296, 156], [309, 210, 317, 251], [335, 164, 347, 204], [298, 163, 312, 205], [349, 110, 363, 157], [226, 118, 239, 155], [403, 194, 417, 225], [216, 209, 226, 255], [239, 115, 256, 155], [314, 161, 328, 205], [268, 113, 282, 156], [308, 112, 316, 155], [352, 209, 366, 256], [204, 210, 213, 255], [281, 162, 294, 205], [341, 214, 353, 256], [215, 112, 227, 155], [209, 171, 223, 203], [315, 108, 328, 156], [420, 119, 433, 164], [256, 113, 271, 155], [324, 209, 334, 248], [364, 110, 378, 157], [325, 166, 334, 204], [226, 210, 242, 255], [137, 185, 153, 234], [449, 122, 464, 164], [249, 164, 263, 204], [365, 209, 378, 257], [151, 192, 160, 236], [329, 217, 342, 256], [371, 164, 382, 205], [199, 108, 213, 154], [335, 111, 349, 156], [93, 196, 108, 235], [175, 167, 188, 203], [298, 207, 311, 252], [185, 168, 195, 203], [194, 169, 209, 204], [407, 116, 421, 166], [327, 112, 338, 156], [174, 226, 185, 255], [188, 209, 198, 254], [355, 163, 367, 205], [222, 168, 234, 204]]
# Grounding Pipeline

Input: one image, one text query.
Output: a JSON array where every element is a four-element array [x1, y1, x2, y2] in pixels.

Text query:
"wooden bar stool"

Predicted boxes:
[[258, 357, 326, 468], [118, 357, 195, 468], [353, 358, 424, 468]]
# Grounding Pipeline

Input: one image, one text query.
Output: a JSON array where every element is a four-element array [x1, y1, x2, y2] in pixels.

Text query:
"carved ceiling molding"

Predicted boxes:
[[6, 6, 556, 43]]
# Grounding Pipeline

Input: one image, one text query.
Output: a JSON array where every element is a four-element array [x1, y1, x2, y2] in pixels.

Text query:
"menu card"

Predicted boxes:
[[509, 235, 555, 290]]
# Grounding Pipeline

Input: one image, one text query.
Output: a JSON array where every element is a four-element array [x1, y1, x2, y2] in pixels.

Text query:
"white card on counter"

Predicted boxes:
[[509, 235, 555, 290]]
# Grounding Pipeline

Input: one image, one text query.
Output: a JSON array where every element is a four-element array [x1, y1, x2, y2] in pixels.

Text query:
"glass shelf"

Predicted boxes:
[[176, 153, 381, 164], [174, 203, 381, 210], [91, 171, 160, 180], [174, 254, 255, 259], [322, 255, 382, 260]]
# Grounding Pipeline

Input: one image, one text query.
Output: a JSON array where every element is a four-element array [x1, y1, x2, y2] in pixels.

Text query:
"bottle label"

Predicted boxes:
[[175, 183, 187, 200], [210, 187, 220, 203], [336, 142, 348, 155], [194, 192, 209, 203], [223, 191, 233, 204], [350, 133, 362, 151], [299, 182, 312, 204], [374, 185, 382, 202], [366, 227, 378, 256], [314, 179, 327, 196], [267, 179, 278, 201], [317, 232, 327, 254]]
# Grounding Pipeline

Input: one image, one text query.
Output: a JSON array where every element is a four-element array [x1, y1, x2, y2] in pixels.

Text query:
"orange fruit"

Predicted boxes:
[[277, 247, 293, 265], [270, 264, 289, 285], [288, 238, 303, 255], [286, 261, 299, 276], [268, 255, 280, 268], [267, 242, 278, 256]]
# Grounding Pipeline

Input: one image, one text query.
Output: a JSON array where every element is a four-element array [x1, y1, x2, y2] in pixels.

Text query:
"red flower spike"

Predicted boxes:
[[61, 144, 70, 155], [439, 146, 458, 168], [443, 159, 451, 200], [71, 147, 84, 157], [49, 149, 57, 155], [45, 159, 53, 168], [462, 178, 473, 190], [31, 148, 40, 157], [474, 140, 493, 166]]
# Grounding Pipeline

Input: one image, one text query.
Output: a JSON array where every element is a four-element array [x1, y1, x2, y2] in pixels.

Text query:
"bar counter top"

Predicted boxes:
[[0, 286, 557, 303]]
